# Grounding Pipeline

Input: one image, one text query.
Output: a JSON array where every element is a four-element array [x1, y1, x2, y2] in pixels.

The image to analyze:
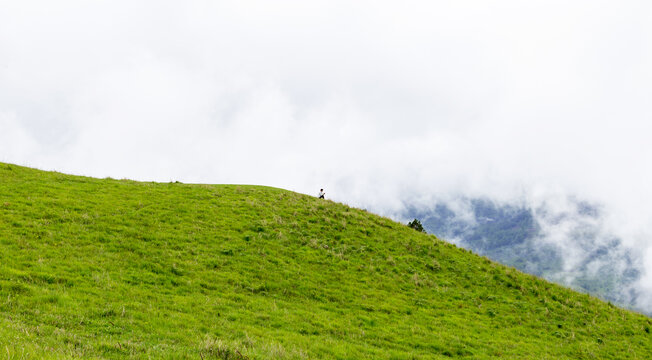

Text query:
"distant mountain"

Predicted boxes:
[[405, 197, 645, 315]]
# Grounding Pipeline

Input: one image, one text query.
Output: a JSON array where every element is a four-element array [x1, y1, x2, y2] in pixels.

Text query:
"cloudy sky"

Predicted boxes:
[[2, 1, 652, 309]]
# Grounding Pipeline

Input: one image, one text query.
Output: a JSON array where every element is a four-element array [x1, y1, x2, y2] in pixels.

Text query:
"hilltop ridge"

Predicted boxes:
[[0, 163, 650, 359]]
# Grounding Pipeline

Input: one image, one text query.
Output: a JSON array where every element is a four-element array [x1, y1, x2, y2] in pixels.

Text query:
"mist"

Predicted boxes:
[[2, 1, 652, 312]]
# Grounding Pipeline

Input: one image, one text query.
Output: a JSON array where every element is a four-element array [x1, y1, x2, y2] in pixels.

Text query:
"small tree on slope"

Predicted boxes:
[[407, 219, 426, 233]]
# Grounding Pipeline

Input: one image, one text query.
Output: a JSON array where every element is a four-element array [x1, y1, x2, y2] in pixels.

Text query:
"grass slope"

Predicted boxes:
[[0, 163, 650, 359]]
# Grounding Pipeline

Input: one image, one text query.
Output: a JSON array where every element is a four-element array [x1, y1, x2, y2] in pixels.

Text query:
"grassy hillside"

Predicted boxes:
[[0, 163, 650, 359]]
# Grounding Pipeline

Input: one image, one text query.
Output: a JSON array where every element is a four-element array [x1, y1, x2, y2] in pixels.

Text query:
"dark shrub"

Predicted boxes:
[[407, 219, 426, 233]]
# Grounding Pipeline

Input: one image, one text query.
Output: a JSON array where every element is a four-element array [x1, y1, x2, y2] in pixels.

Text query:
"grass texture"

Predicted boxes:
[[0, 163, 651, 359]]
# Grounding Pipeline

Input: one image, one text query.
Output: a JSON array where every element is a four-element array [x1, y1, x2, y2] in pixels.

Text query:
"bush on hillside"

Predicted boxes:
[[407, 218, 426, 233]]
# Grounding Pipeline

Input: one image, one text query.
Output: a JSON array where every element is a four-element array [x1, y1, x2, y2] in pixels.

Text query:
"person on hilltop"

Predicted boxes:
[[318, 189, 325, 199]]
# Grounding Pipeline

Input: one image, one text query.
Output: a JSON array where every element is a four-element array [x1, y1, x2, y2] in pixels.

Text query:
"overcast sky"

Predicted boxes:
[[2, 1, 652, 308]]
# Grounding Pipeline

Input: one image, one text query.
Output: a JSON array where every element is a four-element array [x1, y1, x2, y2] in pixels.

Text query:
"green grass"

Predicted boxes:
[[0, 162, 650, 359]]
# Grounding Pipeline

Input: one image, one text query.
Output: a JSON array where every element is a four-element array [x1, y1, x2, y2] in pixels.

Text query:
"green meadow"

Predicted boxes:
[[0, 162, 650, 359]]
